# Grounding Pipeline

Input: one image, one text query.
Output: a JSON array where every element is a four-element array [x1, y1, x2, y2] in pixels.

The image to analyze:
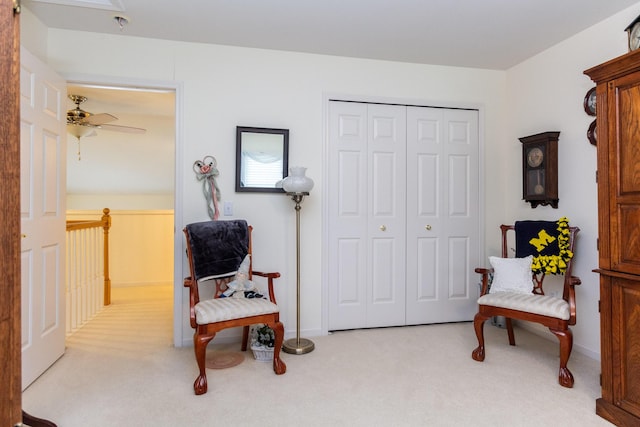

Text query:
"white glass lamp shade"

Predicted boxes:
[[282, 166, 314, 193]]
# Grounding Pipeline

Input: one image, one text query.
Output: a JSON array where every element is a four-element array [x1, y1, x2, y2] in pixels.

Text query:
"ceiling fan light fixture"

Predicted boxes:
[[67, 123, 95, 140]]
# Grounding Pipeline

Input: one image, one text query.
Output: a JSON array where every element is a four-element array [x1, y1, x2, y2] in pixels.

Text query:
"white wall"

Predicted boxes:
[[25, 3, 640, 356], [24, 23, 508, 347], [505, 4, 640, 358]]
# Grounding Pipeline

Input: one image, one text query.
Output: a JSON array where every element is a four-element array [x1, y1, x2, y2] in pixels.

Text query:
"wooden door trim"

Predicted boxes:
[[0, 0, 22, 425]]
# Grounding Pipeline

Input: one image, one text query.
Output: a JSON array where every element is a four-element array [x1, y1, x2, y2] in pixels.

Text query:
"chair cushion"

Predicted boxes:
[[194, 297, 279, 324], [478, 292, 570, 320]]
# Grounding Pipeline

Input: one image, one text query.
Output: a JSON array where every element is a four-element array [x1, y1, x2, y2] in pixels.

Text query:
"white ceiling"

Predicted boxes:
[[66, 83, 174, 119], [23, 0, 640, 70]]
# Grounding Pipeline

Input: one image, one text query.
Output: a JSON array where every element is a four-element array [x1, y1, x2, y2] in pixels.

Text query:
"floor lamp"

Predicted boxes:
[[282, 192, 315, 355]]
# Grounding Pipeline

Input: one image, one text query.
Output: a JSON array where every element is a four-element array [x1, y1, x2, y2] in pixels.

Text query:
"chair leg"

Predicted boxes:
[[472, 312, 489, 362], [270, 321, 287, 375], [193, 331, 215, 395], [506, 317, 516, 346], [241, 325, 250, 351], [549, 327, 574, 388]]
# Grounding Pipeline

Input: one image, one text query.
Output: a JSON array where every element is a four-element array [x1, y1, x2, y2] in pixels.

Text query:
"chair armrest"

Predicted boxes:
[[475, 267, 493, 296], [252, 271, 281, 279], [563, 275, 581, 325], [252, 270, 281, 304], [183, 276, 199, 329]]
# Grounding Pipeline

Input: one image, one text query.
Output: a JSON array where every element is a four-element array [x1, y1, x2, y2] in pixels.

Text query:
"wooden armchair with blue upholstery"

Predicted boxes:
[[183, 219, 286, 395], [471, 218, 580, 387]]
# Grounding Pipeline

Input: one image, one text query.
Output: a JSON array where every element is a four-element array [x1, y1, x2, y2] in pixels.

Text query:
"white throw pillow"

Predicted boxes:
[[488, 255, 534, 295]]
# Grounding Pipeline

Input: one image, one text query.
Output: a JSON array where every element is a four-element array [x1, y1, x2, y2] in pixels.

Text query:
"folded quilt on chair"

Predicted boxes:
[[514, 220, 559, 258], [185, 219, 249, 281]]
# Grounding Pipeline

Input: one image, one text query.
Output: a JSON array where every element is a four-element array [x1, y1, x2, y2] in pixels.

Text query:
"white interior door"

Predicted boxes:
[[328, 101, 368, 330], [328, 101, 406, 330], [405, 106, 479, 324], [366, 104, 406, 327], [20, 47, 67, 389]]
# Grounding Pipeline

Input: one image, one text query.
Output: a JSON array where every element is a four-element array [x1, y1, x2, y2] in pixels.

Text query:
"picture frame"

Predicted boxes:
[[235, 126, 289, 193]]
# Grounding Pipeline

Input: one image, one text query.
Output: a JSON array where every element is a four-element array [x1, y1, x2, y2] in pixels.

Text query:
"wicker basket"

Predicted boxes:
[[250, 343, 274, 362]]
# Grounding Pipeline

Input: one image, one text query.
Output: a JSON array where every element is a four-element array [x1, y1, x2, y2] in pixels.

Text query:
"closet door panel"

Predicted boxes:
[[367, 104, 406, 327], [406, 107, 479, 324], [416, 237, 438, 299], [449, 155, 470, 216], [448, 237, 470, 298], [328, 101, 368, 330], [444, 109, 479, 312], [406, 107, 444, 324]]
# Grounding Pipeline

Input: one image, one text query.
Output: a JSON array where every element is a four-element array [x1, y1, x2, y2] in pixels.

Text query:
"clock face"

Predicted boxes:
[[527, 147, 544, 168], [631, 23, 640, 51]]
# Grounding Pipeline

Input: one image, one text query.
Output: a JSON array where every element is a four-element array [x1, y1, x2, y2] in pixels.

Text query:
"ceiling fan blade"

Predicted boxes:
[[85, 113, 117, 125], [98, 123, 147, 134]]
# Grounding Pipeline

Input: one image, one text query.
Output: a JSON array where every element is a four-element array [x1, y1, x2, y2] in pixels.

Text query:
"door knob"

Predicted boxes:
[[425, 225, 432, 231], [380, 225, 386, 231]]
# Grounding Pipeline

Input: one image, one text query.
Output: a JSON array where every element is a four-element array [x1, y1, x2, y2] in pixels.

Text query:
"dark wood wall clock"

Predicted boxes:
[[584, 87, 596, 116], [519, 131, 559, 208], [584, 87, 597, 145], [626, 14, 640, 51]]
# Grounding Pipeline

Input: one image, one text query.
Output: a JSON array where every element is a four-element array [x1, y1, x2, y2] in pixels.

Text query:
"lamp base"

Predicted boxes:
[[282, 337, 315, 355]]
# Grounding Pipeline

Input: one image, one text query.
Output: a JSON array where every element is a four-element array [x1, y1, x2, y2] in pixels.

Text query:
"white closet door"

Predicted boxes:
[[405, 106, 479, 324], [366, 104, 406, 327], [327, 101, 406, 330], [328, 101, 369, 330]]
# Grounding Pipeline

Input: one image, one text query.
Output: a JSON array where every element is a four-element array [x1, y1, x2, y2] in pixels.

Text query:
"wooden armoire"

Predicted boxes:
[[585, 49, 640, 426]]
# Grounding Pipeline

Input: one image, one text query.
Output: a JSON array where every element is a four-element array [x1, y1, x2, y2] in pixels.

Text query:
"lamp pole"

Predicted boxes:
[[282, 192, 315, 354]]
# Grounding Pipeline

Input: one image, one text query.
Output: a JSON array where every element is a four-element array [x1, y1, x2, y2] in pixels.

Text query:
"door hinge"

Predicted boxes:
[[598, 300, 601, 313], [596, 237, 599, 251], [13, 0, 21, 14], [595, 170, 598, 183]]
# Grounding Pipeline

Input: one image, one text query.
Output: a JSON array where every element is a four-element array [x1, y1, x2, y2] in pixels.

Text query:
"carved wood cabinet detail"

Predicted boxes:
[[585, 49, 640, 426]]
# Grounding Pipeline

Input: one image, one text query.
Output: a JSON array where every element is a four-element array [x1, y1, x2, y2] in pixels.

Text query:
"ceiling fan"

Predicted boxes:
[[67, 94, 146, 159]]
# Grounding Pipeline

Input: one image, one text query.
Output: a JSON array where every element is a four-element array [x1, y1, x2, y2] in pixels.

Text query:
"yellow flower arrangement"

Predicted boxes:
[[530, 217, 573, 275]]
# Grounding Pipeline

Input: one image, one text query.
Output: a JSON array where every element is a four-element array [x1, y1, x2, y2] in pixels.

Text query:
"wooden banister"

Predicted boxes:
[[101, 208, 112, 305], [65, 208, 112, 336], [65, 208, 111, 306]]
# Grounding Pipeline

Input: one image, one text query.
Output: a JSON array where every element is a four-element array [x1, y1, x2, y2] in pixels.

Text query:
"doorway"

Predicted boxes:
[[65, 81, 178, 342]]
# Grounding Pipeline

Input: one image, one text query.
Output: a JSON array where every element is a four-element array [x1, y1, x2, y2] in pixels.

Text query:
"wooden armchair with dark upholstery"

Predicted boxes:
[[471, 219, 580, 387], [183, 219, 286, 395]]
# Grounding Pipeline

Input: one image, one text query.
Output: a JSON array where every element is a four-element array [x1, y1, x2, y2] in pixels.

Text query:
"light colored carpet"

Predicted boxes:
[[22, 285, 613, 427]]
